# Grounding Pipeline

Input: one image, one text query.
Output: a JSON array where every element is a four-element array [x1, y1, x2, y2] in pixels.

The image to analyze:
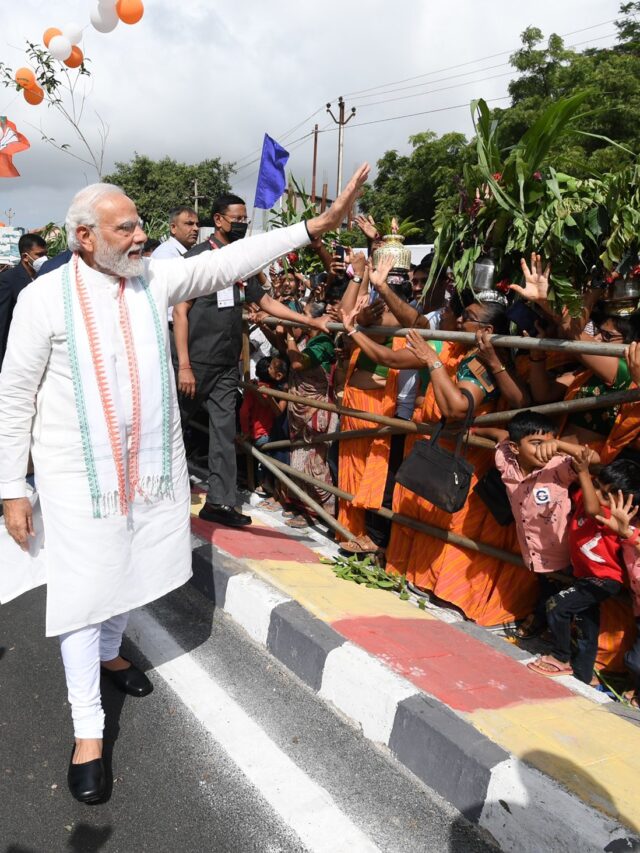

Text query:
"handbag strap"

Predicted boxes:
[[453, 388, 476, 457], [427, 388, 476, 455]]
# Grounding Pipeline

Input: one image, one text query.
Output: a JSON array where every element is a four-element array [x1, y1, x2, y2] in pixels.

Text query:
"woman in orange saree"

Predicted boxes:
[[383, 301, 539, 626]]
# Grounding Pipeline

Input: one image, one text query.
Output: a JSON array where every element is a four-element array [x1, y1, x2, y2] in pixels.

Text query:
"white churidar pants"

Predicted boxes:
[[59, 611, 129, 739]]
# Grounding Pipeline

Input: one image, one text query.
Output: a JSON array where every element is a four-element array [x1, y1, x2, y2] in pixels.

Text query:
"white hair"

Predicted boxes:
[[65, 183, 127, 251]]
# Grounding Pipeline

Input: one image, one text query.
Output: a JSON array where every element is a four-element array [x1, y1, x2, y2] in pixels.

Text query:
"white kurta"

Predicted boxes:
[[0, 222, 309, 636]]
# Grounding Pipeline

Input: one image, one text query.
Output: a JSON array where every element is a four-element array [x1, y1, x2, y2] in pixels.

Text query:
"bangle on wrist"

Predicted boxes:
[[492, 365, 507, 375], [347, 328, 358, 337]]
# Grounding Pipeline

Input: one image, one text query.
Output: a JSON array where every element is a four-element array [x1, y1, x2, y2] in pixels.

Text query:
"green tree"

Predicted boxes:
[[359, 132, 474, 242], [103, 153, 234, 224]]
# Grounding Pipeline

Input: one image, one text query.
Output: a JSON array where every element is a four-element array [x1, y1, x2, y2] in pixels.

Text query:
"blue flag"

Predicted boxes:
[[253, 134, 290, 209]]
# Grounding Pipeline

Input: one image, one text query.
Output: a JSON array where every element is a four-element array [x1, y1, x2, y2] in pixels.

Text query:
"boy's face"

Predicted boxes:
[[268, 358, 286, 382], [511, 431, 556, 473]]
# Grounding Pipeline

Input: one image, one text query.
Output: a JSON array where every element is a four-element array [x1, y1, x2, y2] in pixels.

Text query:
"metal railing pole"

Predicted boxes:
[[241, 440, 354, 541]]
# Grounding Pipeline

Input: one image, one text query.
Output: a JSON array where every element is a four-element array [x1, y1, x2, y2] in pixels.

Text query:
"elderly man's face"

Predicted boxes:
[[80, 193, 147, 277]]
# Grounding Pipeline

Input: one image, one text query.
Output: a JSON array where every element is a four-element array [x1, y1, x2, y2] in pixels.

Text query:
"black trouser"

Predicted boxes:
[[179, 363, 240, 507], [533, 574, 570, 626], [546, 577, 622, 684], [364, 433, 406, 549], [625, 617, 640, 693]]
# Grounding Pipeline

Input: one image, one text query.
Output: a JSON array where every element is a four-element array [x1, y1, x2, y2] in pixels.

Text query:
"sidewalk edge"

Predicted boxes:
[[189, 543, 640, 853]]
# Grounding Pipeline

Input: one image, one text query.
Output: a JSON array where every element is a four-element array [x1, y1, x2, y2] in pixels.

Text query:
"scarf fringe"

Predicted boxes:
[[92, 476, 174, 519]]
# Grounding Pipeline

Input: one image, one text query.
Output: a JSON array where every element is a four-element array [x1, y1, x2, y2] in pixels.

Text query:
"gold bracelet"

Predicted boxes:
[[493, 365, 507, 375]]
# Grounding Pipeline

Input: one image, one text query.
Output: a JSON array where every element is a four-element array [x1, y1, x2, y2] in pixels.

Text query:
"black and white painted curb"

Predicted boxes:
[[190, 542, 640, 853]]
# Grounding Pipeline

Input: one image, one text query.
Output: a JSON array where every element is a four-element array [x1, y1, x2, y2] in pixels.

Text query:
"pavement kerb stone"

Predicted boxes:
[[187, 538, 640, 852]]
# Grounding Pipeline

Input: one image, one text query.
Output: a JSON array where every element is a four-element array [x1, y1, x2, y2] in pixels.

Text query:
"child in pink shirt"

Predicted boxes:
[[493, 410, 599, 638]]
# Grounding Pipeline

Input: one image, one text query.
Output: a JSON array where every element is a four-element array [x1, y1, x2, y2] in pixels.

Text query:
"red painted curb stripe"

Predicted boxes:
[[191, 517, 321, 564], [332, 615, 572, 712]]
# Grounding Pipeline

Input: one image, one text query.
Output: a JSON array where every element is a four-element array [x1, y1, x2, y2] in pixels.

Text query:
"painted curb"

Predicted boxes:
[[188, 544, 640, 852]]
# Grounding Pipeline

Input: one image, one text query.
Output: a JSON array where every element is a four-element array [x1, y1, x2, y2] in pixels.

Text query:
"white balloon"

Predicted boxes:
[[90, 5, 119, 33], [62, 22, 83, 45], [98, 0, 118, 7], [48, 35, 72, 61]]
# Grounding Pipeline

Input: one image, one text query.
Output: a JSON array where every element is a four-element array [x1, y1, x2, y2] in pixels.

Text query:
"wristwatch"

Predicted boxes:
[[430, 360, 443, 370], [352, 275, 363, 284]]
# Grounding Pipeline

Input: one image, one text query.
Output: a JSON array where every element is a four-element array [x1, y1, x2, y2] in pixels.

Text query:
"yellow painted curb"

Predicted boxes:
[[245, 558, 434, 623], [470, 697, 640, 831]]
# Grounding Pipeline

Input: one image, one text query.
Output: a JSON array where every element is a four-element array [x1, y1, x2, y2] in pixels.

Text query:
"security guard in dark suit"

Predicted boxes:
[[0, 233, 47, 370]]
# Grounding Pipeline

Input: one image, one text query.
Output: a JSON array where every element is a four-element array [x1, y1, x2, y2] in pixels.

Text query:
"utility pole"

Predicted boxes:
[[326, 97, 356, 200], [311, 123, 319, 204], [193, 179, 205, 215], [3, 208, 14, 225]]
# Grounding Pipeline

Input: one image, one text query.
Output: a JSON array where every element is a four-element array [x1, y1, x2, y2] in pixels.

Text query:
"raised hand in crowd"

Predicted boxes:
[[345, 248, 367, 280], [340, 294, 370, 333], [509, 253, 551, 308], [356, 297, 385, 328], [474, 328, 504, 374], [368, 254, 396, 292], [406, 328, 439, 367], [354, 214, 379, 242], [596, 490, 640, 540]]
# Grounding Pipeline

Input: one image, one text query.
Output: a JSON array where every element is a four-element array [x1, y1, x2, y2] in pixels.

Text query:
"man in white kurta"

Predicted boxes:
[[0, 166, 368, 803]]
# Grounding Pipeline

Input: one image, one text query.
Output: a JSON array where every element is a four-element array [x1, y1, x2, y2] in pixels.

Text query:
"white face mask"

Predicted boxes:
[[32, 255, 49, 273]]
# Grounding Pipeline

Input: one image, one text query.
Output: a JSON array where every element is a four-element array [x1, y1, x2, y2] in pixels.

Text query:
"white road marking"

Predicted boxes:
[[127, 608, 380, 853]]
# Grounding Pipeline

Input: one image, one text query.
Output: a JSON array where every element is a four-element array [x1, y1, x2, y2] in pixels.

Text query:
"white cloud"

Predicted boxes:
[[0, 0, 622, 228]]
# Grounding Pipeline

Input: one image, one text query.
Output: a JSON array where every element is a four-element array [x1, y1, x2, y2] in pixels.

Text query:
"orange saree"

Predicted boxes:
[[337, 345, 400, 540], [386, 342, 538, 626]]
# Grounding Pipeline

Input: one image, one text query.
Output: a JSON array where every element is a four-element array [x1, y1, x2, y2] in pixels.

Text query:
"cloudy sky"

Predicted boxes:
[[0, 0, 622, 229]]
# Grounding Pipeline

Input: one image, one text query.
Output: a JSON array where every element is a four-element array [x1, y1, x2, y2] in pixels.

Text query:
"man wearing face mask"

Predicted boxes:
[[174, 194, 329, 527], [0, 233, 48, 370]]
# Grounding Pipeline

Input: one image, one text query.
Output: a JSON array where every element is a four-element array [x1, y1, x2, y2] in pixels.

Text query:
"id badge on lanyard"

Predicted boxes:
[[209, 238, 243, 307]]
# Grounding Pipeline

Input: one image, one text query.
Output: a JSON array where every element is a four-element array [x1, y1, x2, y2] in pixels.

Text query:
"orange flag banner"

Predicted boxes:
[[0, 116, 30, 178]]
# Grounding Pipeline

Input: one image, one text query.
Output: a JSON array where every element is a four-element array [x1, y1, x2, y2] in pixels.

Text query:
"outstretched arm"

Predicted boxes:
[[161, 164, 370, 305]]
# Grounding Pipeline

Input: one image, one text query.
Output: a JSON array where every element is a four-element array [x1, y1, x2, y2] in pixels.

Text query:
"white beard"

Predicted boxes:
[[94, 234, 145, 278]]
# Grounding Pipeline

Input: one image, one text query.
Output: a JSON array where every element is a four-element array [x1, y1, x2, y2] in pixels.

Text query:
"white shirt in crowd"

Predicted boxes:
[[151, 236, 188, 321]]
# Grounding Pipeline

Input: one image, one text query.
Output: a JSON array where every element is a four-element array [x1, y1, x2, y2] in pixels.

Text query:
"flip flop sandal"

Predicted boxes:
[[285, 516, 308, 529], [257, 499, 281, 512], [339, 535, 379, 555], [526, 656, 573, 677]]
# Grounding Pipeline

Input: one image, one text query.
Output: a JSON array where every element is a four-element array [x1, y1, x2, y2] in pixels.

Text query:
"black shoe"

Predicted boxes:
[[101, 662, 153, 697], [68, 747, 106, 804], [198, 502, 252, 528]]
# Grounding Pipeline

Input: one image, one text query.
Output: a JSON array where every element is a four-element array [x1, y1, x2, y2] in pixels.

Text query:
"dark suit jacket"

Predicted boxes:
[[0, 263, 35, 370]]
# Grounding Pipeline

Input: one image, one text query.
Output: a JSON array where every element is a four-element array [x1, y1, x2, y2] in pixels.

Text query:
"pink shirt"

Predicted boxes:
[[495, 441, 577, 573]]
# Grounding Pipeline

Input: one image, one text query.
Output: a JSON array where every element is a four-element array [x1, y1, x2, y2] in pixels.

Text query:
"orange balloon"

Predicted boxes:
[[116, 0, 144, 25], [64, 46, 84, 68], [43, 27, 62, 47], [15, 67, 36, 89], [24, 86, 44, 106]]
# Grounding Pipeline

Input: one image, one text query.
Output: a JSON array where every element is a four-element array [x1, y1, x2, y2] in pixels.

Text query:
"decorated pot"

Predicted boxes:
[[372, 233, 412, 271]]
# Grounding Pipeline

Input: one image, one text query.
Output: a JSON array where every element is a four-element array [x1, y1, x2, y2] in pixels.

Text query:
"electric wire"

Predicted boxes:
[[341, 18, 616, 99]]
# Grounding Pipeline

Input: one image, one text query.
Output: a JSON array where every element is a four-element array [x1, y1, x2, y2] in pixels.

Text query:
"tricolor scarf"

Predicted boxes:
[[62, 255, 172, 518]]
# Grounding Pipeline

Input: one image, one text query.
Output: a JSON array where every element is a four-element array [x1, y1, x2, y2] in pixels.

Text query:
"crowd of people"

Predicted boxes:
[[207, 211, 640, 703]]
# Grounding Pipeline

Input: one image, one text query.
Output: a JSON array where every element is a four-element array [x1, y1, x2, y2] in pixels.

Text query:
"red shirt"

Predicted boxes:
[[569, 492, 624, 583], [239, 382, 276, 441]]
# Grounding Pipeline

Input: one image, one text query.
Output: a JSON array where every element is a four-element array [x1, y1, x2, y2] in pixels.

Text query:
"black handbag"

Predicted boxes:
[[395, 389, 475, 513], [474, 465, 514, 526]]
